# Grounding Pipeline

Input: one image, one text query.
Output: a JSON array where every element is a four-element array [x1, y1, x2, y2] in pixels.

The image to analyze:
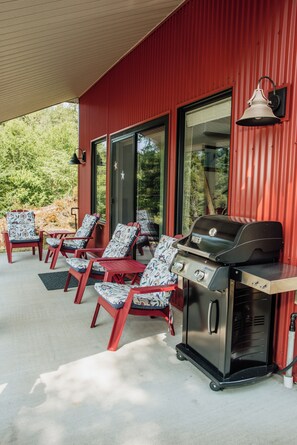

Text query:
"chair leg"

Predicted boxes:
[[164, 306, 175, 336], [50, 248, 60, 269], [38, 242, 43, 261], [7, 244, 13, 263], [44, 248, 51, 263], [90, 302, 101, 328], [169, 319, 175, 336], [32, 247, 36, 255], [74, 272, 90, 304], [64, 272, 72, 292], [3, 233, 12, 263], [107, 309, 129, 351]]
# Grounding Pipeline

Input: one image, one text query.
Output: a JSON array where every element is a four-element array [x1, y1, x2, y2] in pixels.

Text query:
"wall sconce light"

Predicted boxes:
[[69, 148, 86, 165], [236, 76, 287, 127]]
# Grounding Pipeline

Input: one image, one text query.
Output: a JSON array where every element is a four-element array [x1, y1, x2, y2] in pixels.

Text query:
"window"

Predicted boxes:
[[177, 92, 231, 234], [91, 138, 107, 221]]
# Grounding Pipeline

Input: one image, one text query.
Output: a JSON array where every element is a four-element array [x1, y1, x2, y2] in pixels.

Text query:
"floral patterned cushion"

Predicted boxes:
[[46, 238, 60, 248], [66, 257, 105, 274], [63, 238, 87, 249], [6, 211, 39, 242], [94, 282, 170, 309], [102, 224, 138, 256], [94, 235, 178, 309], [66, 223, 138, 273], [67, 214, 99, 249], [137, 210, 151, 234], [46, 237, 78, 250], [102, 239, 133, 258], [153, 235, 178, 265], [139, 258, 177, 289], [10, 233, 40, 243], [46, 214, 99, 250]]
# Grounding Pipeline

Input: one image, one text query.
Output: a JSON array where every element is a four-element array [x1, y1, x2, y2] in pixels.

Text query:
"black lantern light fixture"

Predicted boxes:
[[69, 148, 86, 165], [236, 76, 287, 127]]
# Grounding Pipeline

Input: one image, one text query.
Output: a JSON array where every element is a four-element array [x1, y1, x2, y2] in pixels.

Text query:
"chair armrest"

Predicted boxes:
[[44, 230, 76, 236], [52, 236, 93, 251], [63, 236, 93, 241], [89, 255, 132, 264], [84, 256, 133, 274], [129, 284, 177, 295], [123, 284, 177, 310], [74, 247, 105, 258]]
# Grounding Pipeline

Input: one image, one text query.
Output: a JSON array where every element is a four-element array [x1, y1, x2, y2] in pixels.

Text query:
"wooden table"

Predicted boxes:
[[98, 258, 146, 284]]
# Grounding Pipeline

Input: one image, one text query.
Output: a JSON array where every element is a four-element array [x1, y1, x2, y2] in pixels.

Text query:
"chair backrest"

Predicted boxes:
[[102, 223, 140, 258], [139, 235, 178, 288], [6, 210, 37, 241], [65, 213, 99, 249]]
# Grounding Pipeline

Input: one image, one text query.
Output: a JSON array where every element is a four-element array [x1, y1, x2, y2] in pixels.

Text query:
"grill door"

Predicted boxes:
[[184, 281, 228, 374]]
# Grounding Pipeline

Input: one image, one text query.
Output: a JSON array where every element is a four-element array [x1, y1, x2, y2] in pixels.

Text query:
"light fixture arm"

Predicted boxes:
[[257, 75, 277, 94], [256, 76, 280, 111]]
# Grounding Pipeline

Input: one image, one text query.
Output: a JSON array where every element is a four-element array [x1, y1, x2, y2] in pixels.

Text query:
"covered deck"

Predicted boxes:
[[0, 250, 296, 444]]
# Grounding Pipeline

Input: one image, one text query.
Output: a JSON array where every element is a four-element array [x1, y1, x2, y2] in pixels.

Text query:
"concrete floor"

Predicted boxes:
[[0, 250, 296, 445]]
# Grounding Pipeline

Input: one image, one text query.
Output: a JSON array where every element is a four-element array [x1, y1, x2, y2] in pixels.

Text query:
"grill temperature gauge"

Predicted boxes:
[[194, 269, 205, 281]]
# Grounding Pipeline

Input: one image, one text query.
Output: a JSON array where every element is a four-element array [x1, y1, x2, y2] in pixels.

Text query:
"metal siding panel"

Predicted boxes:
[[80, 0, 297, 374]]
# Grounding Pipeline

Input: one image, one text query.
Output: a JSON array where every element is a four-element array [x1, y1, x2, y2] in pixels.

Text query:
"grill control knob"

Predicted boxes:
[[194, 269, 205, 281], [173, 261, 184, 272]]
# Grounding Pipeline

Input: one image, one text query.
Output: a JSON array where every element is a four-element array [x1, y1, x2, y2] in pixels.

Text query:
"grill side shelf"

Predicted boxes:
[[231, 263, 297, 295]]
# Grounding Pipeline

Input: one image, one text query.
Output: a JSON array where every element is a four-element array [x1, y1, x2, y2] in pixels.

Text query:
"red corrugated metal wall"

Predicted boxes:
[[79, 0, 297, 374]]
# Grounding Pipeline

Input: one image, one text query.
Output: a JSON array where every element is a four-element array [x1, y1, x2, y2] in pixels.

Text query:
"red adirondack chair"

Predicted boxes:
[[3, 210, 43, 263]]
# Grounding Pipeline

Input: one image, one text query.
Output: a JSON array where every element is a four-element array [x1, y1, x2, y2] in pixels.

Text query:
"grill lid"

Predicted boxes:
[[176, 215, 283, 265]]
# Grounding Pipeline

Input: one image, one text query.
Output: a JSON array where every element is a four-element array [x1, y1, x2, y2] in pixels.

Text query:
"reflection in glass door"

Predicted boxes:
[[177, 93, 231, 234], [110, 136, 135, 234], [110, 120, 167, 263], [136, 126, 166, 262], [91, 138, 107, 220]]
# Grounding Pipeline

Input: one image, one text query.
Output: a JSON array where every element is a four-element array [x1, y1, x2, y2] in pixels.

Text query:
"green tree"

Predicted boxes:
[[0, 103, 78, 216]]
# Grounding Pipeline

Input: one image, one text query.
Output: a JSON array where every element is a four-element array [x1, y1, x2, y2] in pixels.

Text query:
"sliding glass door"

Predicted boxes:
[[110, 136, 135, 232], [91, 138, 107, 220], [111, 118, 167, 262]]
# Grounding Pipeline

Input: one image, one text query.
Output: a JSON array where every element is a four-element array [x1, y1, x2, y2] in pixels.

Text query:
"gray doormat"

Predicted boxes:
[[38, 271, 97, 291]]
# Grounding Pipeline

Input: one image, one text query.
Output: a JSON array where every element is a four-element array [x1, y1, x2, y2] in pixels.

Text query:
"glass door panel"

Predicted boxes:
[[110, 136, 135, 234], [136, 125, 165, 262], [181, 95, 231, 234], [91, 138, 107, 220]]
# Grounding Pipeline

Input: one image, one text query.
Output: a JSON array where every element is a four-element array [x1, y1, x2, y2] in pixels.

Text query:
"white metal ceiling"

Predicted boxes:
[[0, 0, 184, 122]]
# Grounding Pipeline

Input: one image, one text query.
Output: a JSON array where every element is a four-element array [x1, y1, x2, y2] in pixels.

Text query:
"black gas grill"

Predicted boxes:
[[172, 215, 283, 391]]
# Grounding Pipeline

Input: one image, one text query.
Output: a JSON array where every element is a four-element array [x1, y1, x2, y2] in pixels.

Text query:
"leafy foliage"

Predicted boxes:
[[0, 104, 78, 216], [94, 140, 107, 220], [136, 132, 166, 234], [182, 146, 229, 233]]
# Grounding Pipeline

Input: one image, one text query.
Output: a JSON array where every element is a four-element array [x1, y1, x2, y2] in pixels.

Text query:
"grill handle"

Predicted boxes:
[[175, 243, 211, 258], [208, 300, 219, 335]]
